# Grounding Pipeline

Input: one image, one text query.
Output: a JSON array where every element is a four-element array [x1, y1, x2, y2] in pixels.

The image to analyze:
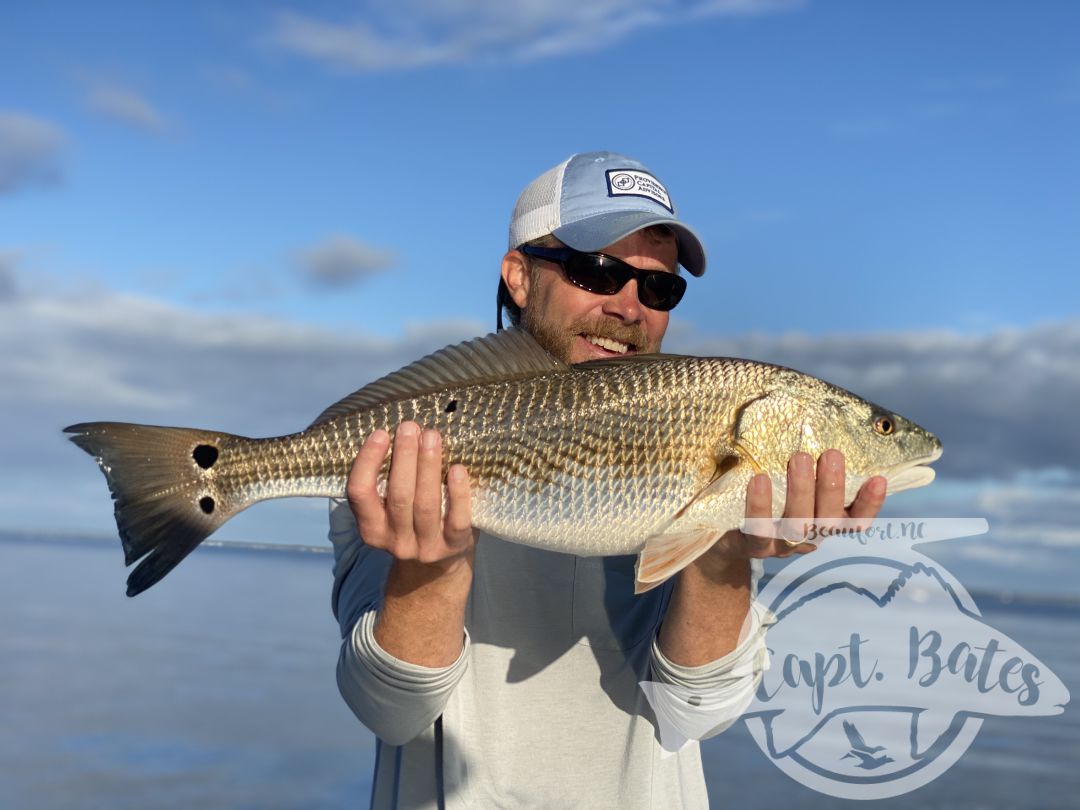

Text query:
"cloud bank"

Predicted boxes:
[[666, 322, 1080, 478], [2, 274, 1075, 551]]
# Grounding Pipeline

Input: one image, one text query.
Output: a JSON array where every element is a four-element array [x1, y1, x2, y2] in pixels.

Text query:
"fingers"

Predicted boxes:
[[444, 465, 475, 548], [742, 472, 778, 556], [745, 472, 772, 520], [848, 475, 887, 528], [385, 422, 421, 544], [782, 450, 845, 552], [346, 429, 391, 543], [412, 429, 445, 547], [814, 449, 846, 520], [348, 422, 475, 565], [783, 452, 815, 518]]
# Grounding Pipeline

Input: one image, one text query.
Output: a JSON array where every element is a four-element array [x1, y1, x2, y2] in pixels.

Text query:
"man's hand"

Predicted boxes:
[[347, 421, 477, 571], [661, 449, 887, 666], [347, 421, 477, 667], [702, 449, 887, 568]]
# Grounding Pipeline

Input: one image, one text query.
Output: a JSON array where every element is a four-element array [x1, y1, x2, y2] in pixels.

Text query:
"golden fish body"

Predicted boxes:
[[66, 329, 942, 596]]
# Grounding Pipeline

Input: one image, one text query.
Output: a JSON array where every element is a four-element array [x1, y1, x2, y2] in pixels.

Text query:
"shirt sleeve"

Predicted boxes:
[[328, 498, 471, 746], [642, 559, 774, 748]]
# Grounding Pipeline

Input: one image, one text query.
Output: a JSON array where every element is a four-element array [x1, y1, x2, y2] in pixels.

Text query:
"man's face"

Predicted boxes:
[[518, 229, 679, 365]]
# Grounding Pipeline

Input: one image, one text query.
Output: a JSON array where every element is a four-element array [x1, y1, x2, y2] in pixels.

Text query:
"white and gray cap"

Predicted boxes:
[[508, 151, 706, 276]]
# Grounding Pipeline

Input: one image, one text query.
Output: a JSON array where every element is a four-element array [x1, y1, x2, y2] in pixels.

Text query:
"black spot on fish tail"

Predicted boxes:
[[199, 496, 215, 515], [444, 399, 458, 413], [193, 444, 219, 469]]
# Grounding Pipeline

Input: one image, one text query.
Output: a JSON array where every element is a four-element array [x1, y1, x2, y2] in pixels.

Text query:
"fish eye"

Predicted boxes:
[[874, 415, 895, 435]]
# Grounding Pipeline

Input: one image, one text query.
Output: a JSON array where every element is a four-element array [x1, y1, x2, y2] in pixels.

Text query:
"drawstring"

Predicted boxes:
[[435, 715, 446, 810]]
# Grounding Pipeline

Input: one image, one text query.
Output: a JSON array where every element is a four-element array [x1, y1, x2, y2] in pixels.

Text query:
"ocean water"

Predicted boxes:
[[2, 533, 1077, 809]]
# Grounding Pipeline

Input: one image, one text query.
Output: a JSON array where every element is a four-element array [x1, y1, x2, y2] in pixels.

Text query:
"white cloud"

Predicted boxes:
[[293, 234, 395, 288], [0, 112, 66, 194], [268, 0, 803, 72], [85, 84, 167, 133]]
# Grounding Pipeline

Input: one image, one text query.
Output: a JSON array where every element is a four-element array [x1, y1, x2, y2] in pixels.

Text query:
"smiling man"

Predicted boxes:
[[328, 152, 886, 809]]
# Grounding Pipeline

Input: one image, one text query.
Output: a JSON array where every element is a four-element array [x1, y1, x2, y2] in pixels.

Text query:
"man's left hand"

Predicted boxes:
[[702, 449, 887, 567]]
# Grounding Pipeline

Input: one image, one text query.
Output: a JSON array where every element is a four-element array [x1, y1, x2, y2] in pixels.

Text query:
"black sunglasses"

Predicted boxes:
[[519, 246, 687, 312]]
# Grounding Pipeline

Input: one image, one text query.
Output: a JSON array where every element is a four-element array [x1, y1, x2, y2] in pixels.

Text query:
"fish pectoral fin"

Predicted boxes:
[[667, 455, 742, 523], [634, 529, 725, 594]]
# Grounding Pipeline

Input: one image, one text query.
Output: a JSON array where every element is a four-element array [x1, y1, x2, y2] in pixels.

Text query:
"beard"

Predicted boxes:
[[521, 308, 654, 364]]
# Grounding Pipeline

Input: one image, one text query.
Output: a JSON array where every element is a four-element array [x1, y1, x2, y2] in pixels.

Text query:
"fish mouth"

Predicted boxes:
[[881, 446, 943, 494]]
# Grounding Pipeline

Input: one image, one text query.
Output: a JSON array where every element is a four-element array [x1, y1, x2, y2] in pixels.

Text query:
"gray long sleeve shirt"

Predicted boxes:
[[329, 499, 769, 810]]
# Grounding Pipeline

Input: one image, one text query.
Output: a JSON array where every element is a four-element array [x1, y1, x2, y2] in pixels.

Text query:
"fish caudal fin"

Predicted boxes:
[[64, 422, 250, 596]]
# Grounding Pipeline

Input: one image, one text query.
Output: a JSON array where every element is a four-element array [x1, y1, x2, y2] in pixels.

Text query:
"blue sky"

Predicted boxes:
[[5, 0, 1077, 334], [2, 0, 1078, 595]]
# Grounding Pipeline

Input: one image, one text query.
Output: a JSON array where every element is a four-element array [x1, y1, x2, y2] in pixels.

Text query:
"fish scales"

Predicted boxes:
[[224, 359, 740, 552]]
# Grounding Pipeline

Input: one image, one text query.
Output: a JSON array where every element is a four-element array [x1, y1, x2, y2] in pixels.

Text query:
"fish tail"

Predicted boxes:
[[64, 421, 252, 596]]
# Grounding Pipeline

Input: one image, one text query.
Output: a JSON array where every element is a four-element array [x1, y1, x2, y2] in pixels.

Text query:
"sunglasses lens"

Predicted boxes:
[[563, 255, 623, 295], [639, 273, 686, 311]]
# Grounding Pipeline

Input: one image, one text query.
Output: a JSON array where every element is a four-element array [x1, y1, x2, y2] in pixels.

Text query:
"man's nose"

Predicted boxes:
[[600, 280, 642, 322]]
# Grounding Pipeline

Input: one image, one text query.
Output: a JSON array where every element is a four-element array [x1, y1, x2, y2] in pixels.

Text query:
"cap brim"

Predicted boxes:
[[552, 210, 707, 276]]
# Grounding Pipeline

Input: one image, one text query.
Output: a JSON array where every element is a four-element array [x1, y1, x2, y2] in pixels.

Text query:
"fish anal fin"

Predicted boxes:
[[635, 462, 754, 593], [635, 529, 725, 594]]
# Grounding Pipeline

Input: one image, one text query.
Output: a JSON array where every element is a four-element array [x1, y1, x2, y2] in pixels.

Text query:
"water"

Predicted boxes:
[[3, 534, 1077, 809]]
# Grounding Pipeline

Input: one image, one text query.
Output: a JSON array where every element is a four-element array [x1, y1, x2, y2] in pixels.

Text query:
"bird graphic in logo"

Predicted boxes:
[[840, 720, 894, 769]]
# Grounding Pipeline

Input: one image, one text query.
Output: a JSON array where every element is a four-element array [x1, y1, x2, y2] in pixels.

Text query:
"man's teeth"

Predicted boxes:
[[586, 335, 630, 354]]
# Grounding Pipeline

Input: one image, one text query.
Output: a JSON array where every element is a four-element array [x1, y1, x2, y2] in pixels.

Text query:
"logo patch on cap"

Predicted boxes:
[[605, 169, 673, 213]]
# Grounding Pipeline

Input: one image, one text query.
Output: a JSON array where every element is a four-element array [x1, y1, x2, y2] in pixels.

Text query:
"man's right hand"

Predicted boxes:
[[347, 421, 478, 571], [346, 421, 477, 667]]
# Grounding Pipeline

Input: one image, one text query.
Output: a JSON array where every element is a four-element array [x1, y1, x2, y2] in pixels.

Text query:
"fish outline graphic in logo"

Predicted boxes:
[[738, 518, 1071, 800], [610, 172, 637, 191]]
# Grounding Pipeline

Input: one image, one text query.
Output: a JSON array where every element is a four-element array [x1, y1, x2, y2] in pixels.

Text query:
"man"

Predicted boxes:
[[328, 152, 886, 808]]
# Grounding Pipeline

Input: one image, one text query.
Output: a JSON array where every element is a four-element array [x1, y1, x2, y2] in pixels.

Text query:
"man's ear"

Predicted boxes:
[[500, 250, 530, 309]]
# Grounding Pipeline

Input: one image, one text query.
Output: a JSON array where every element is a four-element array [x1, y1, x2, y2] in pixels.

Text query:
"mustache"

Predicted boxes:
[[572, 317, 649, 350]]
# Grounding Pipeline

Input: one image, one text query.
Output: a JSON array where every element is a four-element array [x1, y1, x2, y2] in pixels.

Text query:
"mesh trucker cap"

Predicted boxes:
[[508, 151, 706, 276]]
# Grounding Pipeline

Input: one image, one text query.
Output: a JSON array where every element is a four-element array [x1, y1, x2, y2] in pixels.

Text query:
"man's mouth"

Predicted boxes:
[[584, 334, 632, 354]]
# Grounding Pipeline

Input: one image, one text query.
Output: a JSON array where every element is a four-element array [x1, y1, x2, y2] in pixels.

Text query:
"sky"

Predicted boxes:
[[2, 0, 1078, 596]]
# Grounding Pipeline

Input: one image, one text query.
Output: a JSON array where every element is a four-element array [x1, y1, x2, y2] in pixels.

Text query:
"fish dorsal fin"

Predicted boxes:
[[309, 328, 568, 426]]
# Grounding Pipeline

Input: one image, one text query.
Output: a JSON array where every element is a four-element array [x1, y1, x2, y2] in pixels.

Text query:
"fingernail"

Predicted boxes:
[[751, 473, 769, 496], [368, 429, 389, 445], [794, 453, 813, 476], [398, 422, 418, 438], [450, 465, 466, 483], [421, 430, 438, 450], [826, 449, 843, 473]]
